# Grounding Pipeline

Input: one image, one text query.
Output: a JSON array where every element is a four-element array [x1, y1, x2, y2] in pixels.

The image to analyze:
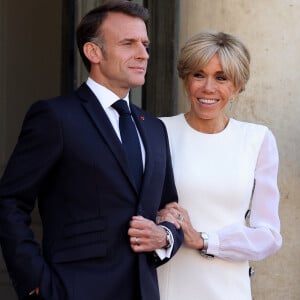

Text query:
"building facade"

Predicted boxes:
[[0, 0, 299, 299]]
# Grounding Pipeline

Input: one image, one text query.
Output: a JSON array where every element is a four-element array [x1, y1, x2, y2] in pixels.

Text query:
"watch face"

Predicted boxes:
[[201, 232, 208, 240], [200, 232, 208, 252], [164, 230, 172, 249]]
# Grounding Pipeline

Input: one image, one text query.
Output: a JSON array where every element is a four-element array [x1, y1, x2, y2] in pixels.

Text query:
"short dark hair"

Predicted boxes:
[[76, 0, 149, 72]]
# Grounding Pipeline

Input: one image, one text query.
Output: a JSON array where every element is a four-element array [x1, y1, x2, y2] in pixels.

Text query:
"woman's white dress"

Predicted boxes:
[[158, 114, 281, 300]]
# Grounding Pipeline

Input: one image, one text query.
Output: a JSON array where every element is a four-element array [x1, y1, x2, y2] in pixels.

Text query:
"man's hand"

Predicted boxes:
[[128, 215, 167, 252]]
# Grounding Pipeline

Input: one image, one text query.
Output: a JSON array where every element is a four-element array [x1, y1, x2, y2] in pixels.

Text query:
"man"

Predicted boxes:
[[0, 1, 183, 299]]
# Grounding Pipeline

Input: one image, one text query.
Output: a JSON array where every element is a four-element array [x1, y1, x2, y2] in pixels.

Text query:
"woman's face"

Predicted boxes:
[[185, 54, 239, 122]]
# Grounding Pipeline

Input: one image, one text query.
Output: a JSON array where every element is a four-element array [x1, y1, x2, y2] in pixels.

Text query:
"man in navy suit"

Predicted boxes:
[[0, 1, 183, 299]]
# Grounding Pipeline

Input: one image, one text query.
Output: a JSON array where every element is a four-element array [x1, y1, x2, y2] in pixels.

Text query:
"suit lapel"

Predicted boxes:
[[130, 104, 154, 194], [76, 83, 138, 192]]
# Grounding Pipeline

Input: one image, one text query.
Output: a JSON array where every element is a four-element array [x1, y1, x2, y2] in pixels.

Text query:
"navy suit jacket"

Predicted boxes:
[[0, 83, 183, 300]]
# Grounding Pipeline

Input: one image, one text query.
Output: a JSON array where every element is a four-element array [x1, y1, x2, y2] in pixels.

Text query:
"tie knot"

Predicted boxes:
[[112, 100, 131, 116]]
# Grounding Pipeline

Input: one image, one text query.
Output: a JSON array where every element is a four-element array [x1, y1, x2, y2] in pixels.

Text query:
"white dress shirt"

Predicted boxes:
[[86, 77, 145, 168]]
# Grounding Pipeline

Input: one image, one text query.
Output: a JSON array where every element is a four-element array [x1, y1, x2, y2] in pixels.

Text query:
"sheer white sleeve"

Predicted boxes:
[[207, 130, 282, 262]]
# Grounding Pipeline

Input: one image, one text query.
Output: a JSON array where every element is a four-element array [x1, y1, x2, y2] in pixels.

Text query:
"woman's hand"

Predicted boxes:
[[157, 202, 204, 250], [156, 202, 182, 229]]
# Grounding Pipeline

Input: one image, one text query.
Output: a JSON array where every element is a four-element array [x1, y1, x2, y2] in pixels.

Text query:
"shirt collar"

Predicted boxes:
[[86, 77, 130, 109]]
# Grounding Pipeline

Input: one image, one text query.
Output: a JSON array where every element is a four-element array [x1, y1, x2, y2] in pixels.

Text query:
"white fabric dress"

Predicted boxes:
[[158, 114, 282, 300]]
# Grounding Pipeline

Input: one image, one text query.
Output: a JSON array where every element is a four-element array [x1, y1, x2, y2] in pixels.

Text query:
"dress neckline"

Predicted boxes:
[[180, 113, 233, 136]]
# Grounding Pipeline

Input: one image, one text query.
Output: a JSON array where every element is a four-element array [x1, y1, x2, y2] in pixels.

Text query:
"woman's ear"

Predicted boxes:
[[83, 42, 102, 65]]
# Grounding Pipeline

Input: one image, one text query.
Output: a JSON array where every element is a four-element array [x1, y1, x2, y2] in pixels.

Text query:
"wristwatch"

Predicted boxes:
[[164, 228, 172, 249], [200, 232, 209, 253], [199, 232, 214, 258]]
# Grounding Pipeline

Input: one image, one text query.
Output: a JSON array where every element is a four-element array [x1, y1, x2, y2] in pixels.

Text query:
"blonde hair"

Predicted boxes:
[[177, 31, 250, 91]]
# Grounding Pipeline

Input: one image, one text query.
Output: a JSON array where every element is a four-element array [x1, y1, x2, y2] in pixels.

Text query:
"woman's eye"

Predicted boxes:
[[216, 75, 227, 81], [193, 73, 203, 78]]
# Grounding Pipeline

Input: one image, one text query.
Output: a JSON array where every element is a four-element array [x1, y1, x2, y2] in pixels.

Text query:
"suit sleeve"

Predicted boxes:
[[155, 121, 183, 266], [0, 100, 62, 298], [159, 120, 178, 207]]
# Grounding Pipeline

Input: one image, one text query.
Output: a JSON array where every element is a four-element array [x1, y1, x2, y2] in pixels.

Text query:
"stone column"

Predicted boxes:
[[143, 0, 180, 116], [0, 0, 7, 177]]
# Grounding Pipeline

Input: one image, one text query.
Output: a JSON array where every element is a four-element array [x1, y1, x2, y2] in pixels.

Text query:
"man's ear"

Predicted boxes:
[[83, 42, 103, 64]]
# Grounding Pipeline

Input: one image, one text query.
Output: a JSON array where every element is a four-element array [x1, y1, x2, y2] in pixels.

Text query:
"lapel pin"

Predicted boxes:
[[140, 116, 145, 121]]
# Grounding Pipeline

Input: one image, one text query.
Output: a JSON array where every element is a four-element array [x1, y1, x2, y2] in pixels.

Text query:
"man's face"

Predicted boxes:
[[95, 12, 149, 97]]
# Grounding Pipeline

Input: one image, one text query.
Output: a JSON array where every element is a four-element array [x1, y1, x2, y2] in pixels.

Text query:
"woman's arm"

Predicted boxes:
[[208, 130, 282, 261]]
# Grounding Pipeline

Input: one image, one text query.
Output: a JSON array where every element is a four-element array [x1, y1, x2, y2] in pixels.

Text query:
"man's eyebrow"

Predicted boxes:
[[120, 38, 135, 43], [119, 38, 150, 45]]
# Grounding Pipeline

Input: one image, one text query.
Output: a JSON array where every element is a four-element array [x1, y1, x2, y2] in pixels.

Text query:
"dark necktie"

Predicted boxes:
[[112, 100, 143, 190]]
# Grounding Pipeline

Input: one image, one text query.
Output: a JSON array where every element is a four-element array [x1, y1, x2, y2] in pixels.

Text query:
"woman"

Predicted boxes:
[[157, 31, 282, 300]]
